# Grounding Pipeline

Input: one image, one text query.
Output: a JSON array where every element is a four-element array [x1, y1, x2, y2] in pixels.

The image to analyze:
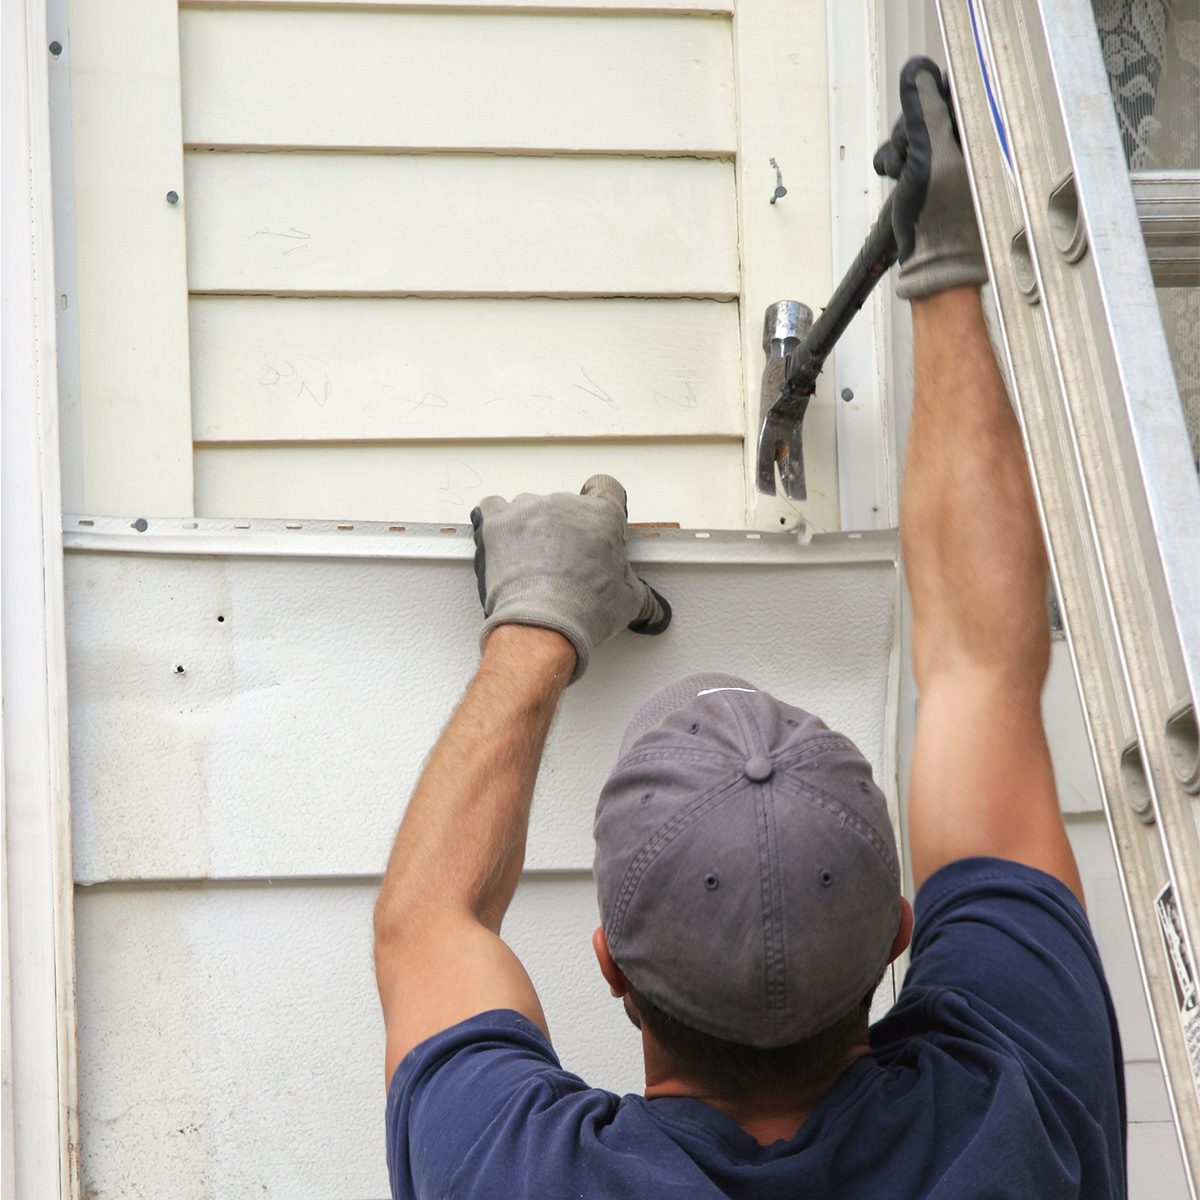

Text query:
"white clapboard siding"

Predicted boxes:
[[193, 442, 746, 524], [180, 10, 736, 155], [66, 548, 898, 883], [183, 153, 740, 297], [190, 297, 742, 442], [183, 0, 733, 10], [75, 876, 634, 1199]]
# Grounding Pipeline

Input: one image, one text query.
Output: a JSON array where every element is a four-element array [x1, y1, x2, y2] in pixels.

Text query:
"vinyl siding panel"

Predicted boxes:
[[183, 153, 739, 298], [180, 9, 737, 155], [190, 296, 743, 443]]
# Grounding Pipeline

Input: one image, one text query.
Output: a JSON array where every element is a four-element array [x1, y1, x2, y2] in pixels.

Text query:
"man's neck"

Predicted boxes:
[[641, 1034, 871, 1147]]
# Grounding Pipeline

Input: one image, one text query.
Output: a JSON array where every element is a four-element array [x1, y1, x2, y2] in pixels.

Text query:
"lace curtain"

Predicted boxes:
[[1093, 0, 1200, 469], [1093, 0, 1199, 169]]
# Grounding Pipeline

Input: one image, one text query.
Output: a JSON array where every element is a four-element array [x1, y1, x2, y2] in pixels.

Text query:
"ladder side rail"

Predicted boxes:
[[990, 0, 1200, 933], [1034, 0, 1200, 787], [936, 2, 1200, 1189]]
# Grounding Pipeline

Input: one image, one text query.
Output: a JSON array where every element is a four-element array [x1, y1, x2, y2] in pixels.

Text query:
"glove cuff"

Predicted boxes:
[[896, 254, 988, 300]]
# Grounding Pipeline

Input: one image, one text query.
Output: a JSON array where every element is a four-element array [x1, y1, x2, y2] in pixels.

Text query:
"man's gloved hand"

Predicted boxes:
[[874, 57, 987, 300], [470, 475, 671, 683]]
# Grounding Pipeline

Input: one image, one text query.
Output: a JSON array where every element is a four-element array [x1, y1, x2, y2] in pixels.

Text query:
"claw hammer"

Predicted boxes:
[[757, 193, 898, 500]]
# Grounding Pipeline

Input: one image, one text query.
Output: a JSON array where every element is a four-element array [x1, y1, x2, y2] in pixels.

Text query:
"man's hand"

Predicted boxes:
[[471, 474, 671, 681], [874, 57, 988, 300]]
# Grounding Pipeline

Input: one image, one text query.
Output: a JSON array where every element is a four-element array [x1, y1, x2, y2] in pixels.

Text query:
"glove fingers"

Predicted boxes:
[[627, 581, 672, 637], [470, 506, 489, 610], [899, 54, 945, 111], [580, 474, 629, 518], [873, 138, 905, 181], [476, 494, 509, 520], [915, 70, 958, 157]]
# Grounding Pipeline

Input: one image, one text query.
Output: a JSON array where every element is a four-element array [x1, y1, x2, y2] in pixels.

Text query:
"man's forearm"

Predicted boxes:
[[902, 286, 1082, 901], [904, 287, 1050, 688], [374, 625, 575, 941]]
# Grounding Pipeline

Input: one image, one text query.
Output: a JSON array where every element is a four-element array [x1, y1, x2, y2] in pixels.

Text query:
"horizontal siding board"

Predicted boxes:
[[190, 296, 742, 442], [66, 552, 896, 881], [181, 10, 735, 154], [193, 441, 744, 524], [183, 153, 739, 296], [184, 0, 735, 11]]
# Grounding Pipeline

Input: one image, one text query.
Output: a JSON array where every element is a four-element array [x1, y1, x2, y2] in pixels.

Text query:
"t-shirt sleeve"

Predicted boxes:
[[880, 857, 1125, 1129], [385, 1009, 595, 1200]]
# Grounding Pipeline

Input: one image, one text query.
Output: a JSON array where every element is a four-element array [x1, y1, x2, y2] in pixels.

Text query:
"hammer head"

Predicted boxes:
[[756, 301, 813, 499]]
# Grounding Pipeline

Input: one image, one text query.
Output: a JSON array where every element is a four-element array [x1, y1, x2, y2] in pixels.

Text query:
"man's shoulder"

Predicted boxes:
[[872, 857, 1125, 1172]]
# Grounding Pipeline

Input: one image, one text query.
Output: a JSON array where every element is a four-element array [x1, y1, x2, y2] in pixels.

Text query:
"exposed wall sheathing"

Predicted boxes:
[[67, 536, 899, 1195]]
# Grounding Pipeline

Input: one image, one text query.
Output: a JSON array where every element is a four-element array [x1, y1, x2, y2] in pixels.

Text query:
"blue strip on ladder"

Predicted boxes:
[[967, 0, 1012, 168]]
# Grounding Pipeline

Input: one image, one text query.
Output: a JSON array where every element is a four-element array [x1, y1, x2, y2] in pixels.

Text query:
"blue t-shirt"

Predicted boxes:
[[386, 857, 1126, 1198]]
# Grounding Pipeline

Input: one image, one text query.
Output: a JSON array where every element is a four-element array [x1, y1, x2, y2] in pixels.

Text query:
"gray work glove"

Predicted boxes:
[[470, 475, 671, 683], [874, 57, 987, 300]]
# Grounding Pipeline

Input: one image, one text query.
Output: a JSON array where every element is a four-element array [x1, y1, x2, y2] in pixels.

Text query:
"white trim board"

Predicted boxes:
[[2, 0, 80, 1194], [63, 515, 898, 565]]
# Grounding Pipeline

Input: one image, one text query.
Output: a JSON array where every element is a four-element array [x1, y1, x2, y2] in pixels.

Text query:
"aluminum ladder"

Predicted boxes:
[[934, 0, 1200, 1189]]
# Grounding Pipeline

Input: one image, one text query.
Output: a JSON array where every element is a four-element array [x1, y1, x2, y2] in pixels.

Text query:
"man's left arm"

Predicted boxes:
[[373, 475, 670, 1083]]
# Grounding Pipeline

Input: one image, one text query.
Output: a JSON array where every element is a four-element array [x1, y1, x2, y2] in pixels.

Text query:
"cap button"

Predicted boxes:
[[744, 755, 774, 783]]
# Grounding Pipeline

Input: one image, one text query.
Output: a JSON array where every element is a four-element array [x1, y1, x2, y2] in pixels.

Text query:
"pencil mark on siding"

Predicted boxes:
[[253, 227, 311, 256], [574, 368, 618, 408], [438, 460, 483, 505], [654, 381, 700, 410]]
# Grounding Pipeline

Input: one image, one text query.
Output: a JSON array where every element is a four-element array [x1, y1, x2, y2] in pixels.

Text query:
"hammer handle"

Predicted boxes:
[[784, 193, 898, 398]]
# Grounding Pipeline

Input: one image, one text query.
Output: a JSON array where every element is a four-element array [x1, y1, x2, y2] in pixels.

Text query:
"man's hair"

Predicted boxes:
[[626, 977, 881, 1102]]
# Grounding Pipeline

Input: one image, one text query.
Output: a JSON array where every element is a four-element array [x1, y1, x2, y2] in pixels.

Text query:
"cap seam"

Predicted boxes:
[[785, 776, 898, 878], [724, 695, 787, 1035], [757, 777, 787, 1034]]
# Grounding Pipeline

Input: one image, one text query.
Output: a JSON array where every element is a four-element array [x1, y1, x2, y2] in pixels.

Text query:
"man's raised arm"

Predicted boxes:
[[373, 475, 670, 1082], [882, 59, 1083, 902]]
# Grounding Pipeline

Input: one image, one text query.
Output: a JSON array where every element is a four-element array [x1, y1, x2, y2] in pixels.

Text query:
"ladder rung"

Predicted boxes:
[[1134, 171, 1200, 287]]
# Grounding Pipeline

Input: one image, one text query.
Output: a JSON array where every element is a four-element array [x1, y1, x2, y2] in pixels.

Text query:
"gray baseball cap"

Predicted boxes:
[[593, 673, 900, 1048]]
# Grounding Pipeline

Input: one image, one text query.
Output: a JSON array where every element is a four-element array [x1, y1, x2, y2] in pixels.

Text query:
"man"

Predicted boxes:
[[373, 59, 1126, 1198]]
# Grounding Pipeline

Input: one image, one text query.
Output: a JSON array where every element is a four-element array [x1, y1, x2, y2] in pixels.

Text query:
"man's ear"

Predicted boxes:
[[888, 897, 915, 964], [592, 926, 629, 998]]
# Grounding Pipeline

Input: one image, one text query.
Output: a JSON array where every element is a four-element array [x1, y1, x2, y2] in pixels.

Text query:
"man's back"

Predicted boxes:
[[387, 860, 1124, 1198]]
